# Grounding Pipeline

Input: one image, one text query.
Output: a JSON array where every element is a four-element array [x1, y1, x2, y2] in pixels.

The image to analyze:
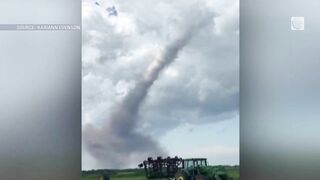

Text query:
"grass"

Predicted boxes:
[[225, 166, 240, 180], [82, 169, 149, 180], [82, 174, 153, 180], [82, 176, 148, 180], [82, 166, 239, 180]]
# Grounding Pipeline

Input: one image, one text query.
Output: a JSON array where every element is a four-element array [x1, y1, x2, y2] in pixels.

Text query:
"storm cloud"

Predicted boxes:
[[83, 5, 214, 168], [82, 0, 238, 169]]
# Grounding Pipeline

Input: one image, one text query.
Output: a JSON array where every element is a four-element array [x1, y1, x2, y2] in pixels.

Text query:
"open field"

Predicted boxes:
[[82, 169, 148, 180], [82, 166, 239, 180], [225, 166, 240, 180], [82, 175, 149, 180]]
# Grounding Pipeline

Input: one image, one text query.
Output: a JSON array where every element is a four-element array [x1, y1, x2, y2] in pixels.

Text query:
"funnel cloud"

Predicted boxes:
[[82, 0, 239, 169], [83, 15, 211, 168]]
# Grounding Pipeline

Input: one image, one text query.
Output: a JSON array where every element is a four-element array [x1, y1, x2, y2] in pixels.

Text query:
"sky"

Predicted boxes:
[[82, 0, 239, 170]]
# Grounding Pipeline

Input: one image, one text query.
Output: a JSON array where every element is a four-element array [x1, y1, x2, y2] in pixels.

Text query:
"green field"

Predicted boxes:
[[82, 166, 239, 180], [82, 169, 148, 180], [82, 175, 148, 180], [225, 166, 240, 180]]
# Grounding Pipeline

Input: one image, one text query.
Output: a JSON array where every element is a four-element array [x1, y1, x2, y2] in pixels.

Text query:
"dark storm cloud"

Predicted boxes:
[[83, 13, 213, 168], [82, 0, 238, 169]]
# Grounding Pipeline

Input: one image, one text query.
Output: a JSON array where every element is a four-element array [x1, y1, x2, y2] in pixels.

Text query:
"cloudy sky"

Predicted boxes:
[[82, 0, 239, 170]]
